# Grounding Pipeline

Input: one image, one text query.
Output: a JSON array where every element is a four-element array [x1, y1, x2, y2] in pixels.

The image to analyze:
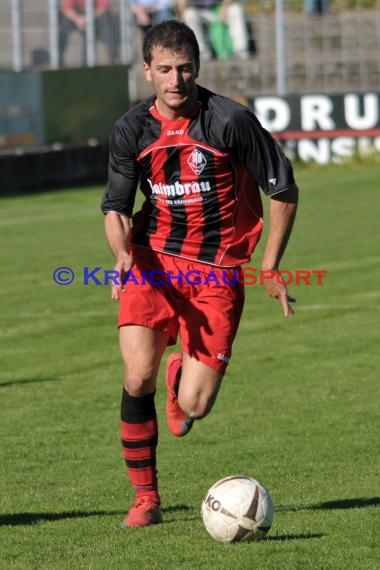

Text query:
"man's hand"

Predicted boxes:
[[219, 0, 230, 21], [74, 14, 87, 30], [219, 5, 228, 22], [263, 272, 296, 317], [132, 5, 151, 26], [111, 253, 133, 300]]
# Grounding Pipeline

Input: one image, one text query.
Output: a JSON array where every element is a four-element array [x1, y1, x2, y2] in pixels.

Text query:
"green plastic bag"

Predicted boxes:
[[209, 7, 234, 59]]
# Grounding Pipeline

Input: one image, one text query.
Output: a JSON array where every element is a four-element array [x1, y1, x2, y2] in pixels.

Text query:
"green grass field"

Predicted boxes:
[[1, 161, 379, 569]]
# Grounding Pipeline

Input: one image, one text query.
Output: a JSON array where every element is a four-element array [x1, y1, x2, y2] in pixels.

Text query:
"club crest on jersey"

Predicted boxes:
[[188, 149, 207, 175]]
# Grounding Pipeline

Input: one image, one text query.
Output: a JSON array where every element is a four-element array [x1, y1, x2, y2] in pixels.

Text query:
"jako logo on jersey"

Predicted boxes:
[[188, 149, 207, 175], [268, 178, 277, 185], [167, 129, 184, 136], [148, 179, 211, 197]]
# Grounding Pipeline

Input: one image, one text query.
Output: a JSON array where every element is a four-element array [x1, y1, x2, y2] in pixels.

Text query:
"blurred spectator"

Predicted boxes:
[[59, 0, 119, 65], [130, 0, 175, 33], [304, 0, 331, 15], [177, 0, 250, 61]]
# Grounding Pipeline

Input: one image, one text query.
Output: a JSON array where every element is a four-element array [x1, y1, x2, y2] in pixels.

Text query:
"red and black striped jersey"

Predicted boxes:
[[102, 86, 297, 267]]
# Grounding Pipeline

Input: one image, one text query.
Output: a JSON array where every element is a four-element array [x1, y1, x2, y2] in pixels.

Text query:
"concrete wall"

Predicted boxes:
[[0, 65, 129, 194], [0, 143, 109, 195], [0, 66, 129, 150]]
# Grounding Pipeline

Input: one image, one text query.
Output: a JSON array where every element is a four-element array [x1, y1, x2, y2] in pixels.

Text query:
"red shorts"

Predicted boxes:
[[117, 247, 245, 373]]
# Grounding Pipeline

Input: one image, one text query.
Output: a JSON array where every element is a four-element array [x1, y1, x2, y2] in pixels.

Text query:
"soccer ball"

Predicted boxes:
[[201, 475, 274, 543]]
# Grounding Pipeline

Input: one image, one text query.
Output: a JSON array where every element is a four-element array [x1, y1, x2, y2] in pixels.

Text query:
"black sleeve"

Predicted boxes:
[[224, 106, 296, 196], [101, 118, 139, 216]]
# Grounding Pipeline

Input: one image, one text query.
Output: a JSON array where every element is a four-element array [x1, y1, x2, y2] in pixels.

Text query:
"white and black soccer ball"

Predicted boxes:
[[201, 475, 274, 543]]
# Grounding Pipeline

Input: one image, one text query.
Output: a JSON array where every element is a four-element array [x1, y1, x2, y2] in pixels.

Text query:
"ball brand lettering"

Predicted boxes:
[[148, 179, 211, 197], [205, 494, 222, 512]]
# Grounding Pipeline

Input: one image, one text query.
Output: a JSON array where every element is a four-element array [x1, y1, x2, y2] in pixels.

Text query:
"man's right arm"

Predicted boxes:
[[104, 212, 133, 300], [102, 115, 140, 297]]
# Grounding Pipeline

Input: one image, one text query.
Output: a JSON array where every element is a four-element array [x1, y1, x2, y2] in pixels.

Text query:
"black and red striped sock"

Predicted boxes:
[[120, 388, 159, 499]]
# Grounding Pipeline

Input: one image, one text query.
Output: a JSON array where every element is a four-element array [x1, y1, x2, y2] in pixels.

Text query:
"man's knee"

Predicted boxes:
[[123, 364, 157, 397], [178, 391, 216, 420]]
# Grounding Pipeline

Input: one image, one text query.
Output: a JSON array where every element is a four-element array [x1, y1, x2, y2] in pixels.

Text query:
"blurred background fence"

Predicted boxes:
[[1, 0, 380, 98], [1, 0, 379, 189]]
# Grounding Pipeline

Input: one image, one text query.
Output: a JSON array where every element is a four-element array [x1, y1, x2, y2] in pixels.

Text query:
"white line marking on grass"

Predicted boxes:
[[306, 256, 380, 272], [297, 290, 380, 311], [1, 310, 112, 318], [0, 210, 98, 226], [297, 304, 356, 311]]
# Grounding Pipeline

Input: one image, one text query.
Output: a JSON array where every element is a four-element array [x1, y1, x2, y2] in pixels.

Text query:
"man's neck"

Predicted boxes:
[[154, 87, 199, 121]]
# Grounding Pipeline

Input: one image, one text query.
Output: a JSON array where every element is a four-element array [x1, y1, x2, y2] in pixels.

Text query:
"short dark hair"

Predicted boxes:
[[143, 20, 200, 66]]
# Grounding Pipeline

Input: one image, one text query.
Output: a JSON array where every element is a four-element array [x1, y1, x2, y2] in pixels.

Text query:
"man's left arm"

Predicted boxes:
[[261, 185, 298, 317], [225, 105, 299, 314]]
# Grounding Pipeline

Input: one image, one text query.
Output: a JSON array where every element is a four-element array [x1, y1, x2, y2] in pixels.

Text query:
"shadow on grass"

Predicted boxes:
[[162, 504, 191, 514], [0, 510, 122, 526], [161, 504, 199, 523], [1, 505, 193, 527], [265, 533, 324, 541], [277, 497, 380, 512], [310, 497, 380, 510], [0, 376, 63, 388]]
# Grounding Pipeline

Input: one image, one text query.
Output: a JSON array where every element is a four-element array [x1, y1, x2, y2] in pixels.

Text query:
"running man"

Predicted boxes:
[[101, 20, 298, 527]]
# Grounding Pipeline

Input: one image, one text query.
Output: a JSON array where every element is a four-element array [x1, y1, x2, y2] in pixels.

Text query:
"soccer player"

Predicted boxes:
[[101, 20, 298, 527]]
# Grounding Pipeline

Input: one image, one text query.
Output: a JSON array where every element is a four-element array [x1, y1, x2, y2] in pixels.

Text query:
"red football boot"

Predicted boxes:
[[166, 352, 194, 437], [122, 494, 163, 527]]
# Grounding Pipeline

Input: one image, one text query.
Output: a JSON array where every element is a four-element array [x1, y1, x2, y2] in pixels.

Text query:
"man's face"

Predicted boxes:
[[144, 47, 199, 119]]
